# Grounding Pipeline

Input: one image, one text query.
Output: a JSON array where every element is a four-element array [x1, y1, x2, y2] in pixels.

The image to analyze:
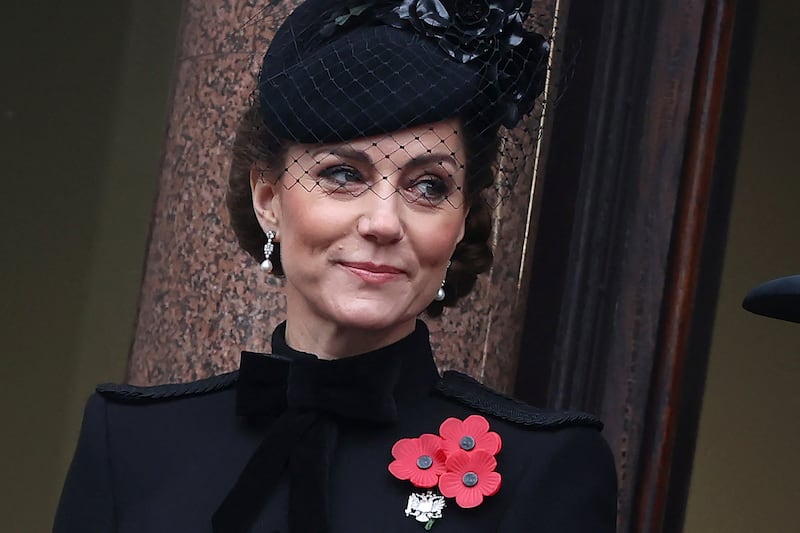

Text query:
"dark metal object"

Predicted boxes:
[[742, 275, 800, 323]]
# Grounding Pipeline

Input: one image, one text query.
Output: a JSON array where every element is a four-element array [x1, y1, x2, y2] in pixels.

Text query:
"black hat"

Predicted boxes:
[[742, 275, 800, 323], [258, 0, 549, 144]]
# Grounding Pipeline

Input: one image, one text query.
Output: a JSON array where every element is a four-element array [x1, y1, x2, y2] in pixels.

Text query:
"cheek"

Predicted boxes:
[[275, 193, 347, 262], [410, 215, 466, 266]]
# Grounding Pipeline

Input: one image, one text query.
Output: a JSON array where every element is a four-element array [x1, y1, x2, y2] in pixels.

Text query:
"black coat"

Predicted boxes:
[[54, 322, 617, 532]]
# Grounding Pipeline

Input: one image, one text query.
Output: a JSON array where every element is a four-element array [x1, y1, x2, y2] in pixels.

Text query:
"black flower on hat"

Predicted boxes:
[[492, 28, 549, 126], [316, 0, 549, 128], [386, 0, 528, 63], [319, 2, 394, 38], [387, 0, 549, 128]]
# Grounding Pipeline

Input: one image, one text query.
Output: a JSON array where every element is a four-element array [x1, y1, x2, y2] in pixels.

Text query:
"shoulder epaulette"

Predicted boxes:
[[435, 371, 603, 430], [96, 371, 239, 403]]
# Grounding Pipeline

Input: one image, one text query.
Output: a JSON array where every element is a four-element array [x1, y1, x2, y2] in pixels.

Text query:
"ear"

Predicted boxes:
[[456, 205, 470, 244], [250, 164, 282, 234]]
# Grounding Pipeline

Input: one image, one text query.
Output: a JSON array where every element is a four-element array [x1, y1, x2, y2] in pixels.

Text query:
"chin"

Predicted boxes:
[[326, 300, 420, 333]]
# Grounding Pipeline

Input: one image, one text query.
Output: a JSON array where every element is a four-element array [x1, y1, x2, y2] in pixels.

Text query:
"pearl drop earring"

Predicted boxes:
[[435, 280, 446, 302], [260, 230, 276, 272], [435, 261, 450, 302]]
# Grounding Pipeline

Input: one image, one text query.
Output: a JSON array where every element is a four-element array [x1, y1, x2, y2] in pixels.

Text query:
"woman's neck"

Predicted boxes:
[[282, 316, 417, 360]]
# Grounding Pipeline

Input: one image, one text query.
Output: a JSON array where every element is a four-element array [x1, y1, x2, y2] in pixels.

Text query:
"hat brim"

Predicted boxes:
[[742, 275, 800, 323]]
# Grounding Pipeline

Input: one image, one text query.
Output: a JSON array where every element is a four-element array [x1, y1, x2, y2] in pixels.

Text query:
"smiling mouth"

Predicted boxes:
[[339, 262, 406, 283]]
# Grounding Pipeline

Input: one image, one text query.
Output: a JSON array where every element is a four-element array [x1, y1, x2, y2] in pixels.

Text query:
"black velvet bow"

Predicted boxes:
[[213, 348, 402, 533]]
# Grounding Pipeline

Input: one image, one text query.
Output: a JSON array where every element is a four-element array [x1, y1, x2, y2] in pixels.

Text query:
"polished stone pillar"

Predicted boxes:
[[128, 0, 558, 394]]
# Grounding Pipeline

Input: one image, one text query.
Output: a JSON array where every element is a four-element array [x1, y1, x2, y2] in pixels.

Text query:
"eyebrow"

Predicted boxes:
[[311, 146, 459, 172], [406, 153, 460, 173], [311, 146, 371, 166]]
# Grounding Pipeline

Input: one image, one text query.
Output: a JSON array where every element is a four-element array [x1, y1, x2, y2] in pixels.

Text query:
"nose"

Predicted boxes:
[[357, 187, 404, 244]]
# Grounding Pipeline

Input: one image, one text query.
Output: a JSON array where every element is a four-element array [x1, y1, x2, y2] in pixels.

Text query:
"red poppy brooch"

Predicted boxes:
[[388, 415, 502, 529]]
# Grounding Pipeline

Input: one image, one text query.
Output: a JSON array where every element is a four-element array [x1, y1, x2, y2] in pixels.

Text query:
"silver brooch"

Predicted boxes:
[[404, 490, 446, 530]]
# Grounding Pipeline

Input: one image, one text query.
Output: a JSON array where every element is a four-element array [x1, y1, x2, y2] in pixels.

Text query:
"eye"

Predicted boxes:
[[404, 174, 456, 205], [317, 165, 369, 195]]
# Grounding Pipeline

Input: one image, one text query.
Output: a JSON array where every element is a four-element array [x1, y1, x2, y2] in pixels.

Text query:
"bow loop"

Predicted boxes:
[[286, 355, 400, 422], [235, 351, 291, 416]]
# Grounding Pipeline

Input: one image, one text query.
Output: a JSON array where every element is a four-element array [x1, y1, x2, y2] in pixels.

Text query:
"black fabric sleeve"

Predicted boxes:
[[498, 427, 618, 533], [53, 393, 116, 533]]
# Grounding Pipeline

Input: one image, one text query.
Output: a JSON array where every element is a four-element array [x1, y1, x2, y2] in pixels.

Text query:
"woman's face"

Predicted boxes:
[[252, 118, 468, 344]]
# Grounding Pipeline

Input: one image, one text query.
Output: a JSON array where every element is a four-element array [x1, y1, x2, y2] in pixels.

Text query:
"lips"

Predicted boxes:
[[341, 262, 405, 274], [339, 261, 406, 283]]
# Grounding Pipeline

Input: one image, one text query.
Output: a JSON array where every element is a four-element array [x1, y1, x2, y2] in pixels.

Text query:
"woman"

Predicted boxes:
[[55, 0, 617, 531]]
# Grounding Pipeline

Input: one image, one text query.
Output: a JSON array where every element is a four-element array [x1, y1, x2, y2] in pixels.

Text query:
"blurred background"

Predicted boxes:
[[1, 1, 797, 531], [1, 2, 183, 531]]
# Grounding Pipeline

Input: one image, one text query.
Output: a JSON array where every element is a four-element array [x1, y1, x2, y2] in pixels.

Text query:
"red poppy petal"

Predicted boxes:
[[439, 417, 464, 440], [462, 414, 490, 436], [445, 450, 472, 472], [480, 471, 502, 496], [437, 472, 462, 497], [439, 438, 460, 456], [389, 459, 419, 479], [477, 431, 502, 455], [433, 448, 449, 465], [470, 450, 498, 474], [391, 438, 419, 460], [456, 488, 484, 509], [388, 460, 415, 480], [418, 433, 444, 453], [409, 469, 440, 489]]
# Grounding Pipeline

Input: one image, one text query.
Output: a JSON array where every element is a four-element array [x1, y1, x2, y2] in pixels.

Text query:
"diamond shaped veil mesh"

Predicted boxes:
[[242, 0, 552, 205], [226, 0, 559, 315]]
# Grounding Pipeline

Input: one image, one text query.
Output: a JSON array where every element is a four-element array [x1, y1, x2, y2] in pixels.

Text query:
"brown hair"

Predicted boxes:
[[227, 100, 498, 316]]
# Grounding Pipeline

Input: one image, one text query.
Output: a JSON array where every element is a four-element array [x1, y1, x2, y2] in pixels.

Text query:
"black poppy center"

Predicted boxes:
[[417, 455, 434, 470], [460, 435, 476, 451], [462, 471, 479, 487]]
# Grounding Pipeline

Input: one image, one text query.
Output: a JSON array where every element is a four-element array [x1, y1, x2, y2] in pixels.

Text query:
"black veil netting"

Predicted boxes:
[[236, 0, 556, 210]]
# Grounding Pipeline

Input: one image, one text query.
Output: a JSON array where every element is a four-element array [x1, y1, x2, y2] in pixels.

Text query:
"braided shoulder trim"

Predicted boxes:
[[435, 371, 603, 430], [96, 371, 239, 403]]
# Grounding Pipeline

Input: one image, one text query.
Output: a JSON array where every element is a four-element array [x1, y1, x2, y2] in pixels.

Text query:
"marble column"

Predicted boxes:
[[128, 0, 558, 394]]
